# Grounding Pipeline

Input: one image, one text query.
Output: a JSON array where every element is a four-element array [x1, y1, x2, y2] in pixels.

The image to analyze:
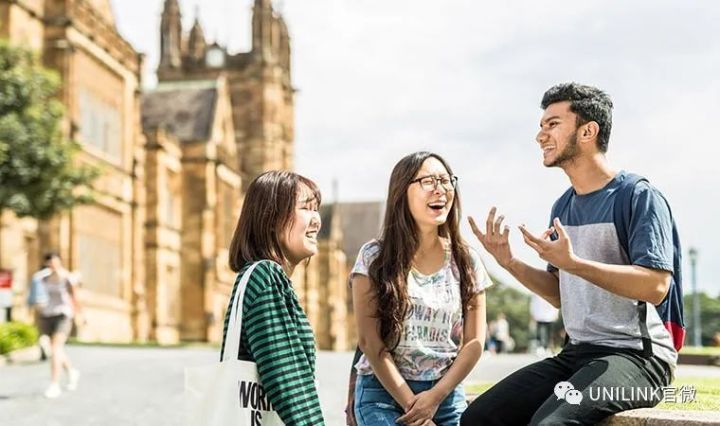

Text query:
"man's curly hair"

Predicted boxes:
[[541, 82, 614, 153]]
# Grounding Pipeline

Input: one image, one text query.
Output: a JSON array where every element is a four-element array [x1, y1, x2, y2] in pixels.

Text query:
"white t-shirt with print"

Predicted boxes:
[[40, 270, 78, 318], [351, 239, 492, 381]]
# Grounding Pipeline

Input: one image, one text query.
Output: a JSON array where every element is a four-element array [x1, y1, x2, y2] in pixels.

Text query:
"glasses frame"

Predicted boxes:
[[409, 174, 459, 192]]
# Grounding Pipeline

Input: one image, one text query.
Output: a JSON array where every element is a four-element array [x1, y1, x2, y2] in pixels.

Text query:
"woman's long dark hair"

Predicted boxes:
[[228, 170, 321, 272], [369, 152, 476, 351]]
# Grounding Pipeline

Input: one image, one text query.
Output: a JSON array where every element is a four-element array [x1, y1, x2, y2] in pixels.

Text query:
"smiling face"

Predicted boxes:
[[406, 157, 455, 230], [536, 101, 581, 168], [279, 184, 322, 265]]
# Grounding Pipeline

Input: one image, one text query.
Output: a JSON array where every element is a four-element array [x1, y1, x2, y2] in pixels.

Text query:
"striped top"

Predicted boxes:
[[220, 260, 325, 426]]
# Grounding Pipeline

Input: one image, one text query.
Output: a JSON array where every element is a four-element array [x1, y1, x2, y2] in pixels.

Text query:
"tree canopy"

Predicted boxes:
[[0, 39, 97, 220]]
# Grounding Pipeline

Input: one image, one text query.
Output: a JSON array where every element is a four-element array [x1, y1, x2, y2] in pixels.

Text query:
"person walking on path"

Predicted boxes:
[[37, 252, 81, 398]]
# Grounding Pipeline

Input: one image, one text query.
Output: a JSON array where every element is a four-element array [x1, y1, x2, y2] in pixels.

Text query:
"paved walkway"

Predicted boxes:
[[1, 345, 718, 425]]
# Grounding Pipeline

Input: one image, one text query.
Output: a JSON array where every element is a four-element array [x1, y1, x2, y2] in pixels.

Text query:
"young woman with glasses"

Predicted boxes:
[[350, 152, 492, 425]]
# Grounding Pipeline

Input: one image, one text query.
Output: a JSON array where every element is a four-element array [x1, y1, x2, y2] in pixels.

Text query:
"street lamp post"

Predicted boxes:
[[688, 247, 701, 347]]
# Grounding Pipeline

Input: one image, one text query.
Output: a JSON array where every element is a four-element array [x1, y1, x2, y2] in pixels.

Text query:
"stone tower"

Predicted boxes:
[[159, 0, 182, 70], [156, 0, 294, 189]]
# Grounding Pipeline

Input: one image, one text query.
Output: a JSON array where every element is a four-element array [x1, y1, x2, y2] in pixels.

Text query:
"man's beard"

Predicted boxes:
[[546, 131, 579, 168]]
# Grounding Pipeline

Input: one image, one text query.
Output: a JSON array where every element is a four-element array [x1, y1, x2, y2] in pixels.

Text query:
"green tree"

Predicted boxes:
[[684, 292, 720, 346], [486, 280, 532, 351], [0, 39, 97, 220]]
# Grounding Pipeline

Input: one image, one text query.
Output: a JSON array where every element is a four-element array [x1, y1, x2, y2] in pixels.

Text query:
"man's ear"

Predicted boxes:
[[580, 121, 600, 143]]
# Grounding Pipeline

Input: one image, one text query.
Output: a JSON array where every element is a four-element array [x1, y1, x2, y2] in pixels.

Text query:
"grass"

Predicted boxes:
[[466, 377, 720, 412], [680, 346, 720, 356], [658, 377, 720, 411]]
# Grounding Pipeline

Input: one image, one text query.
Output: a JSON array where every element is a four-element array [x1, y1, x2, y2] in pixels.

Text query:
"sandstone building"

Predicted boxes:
[[0, 0, 364, 350], [1, 0, 147, 342]]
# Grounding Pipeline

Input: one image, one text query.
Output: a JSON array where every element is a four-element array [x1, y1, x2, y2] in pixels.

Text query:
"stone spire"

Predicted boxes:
[[159, 0, 182, 69]]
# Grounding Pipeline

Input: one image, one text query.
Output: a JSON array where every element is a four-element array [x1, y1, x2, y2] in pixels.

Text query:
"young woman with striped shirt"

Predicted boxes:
[[221, 170, 325, 425]]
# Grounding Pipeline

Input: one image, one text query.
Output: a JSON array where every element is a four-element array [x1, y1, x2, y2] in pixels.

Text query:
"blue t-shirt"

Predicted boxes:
[[547, 171, 677, 369]]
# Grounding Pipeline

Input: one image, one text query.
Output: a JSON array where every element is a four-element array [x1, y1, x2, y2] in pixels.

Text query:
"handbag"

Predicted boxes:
[[185, 262, 284, 425]]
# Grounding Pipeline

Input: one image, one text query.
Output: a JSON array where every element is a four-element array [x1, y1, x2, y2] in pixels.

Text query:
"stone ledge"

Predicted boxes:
[[678, 353, 720, 367], [466, 395, 720, 425], [598, 408, 720, 425]]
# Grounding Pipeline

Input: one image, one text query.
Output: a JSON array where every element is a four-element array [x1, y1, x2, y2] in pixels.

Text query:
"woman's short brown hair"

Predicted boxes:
[[228, 170, 321, 272]]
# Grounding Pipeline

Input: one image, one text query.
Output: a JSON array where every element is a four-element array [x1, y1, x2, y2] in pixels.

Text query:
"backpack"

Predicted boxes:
[[613, 173, 686, 355]]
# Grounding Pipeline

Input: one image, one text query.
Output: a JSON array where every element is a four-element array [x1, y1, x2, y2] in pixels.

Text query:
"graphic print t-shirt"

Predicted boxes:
[[351, 239, 492, 380]]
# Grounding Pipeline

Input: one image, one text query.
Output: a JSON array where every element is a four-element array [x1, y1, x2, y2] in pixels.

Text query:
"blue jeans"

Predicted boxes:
[[354, 374, 467, 425]]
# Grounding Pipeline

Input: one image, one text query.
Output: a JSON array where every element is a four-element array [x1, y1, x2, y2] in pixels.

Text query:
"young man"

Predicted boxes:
[[462, 83, 680, 425]]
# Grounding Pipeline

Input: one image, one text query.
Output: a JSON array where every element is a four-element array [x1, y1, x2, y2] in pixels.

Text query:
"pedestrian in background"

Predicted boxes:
[[37, 252, 81, 398], [27, 257, 51, 361], [530, 293, 559, 356]]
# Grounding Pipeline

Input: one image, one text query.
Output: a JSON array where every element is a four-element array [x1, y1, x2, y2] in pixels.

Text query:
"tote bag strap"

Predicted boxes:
[[221, 262, 261, 363]]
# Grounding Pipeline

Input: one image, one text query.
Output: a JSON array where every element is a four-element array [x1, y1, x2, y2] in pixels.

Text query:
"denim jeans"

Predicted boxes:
[[354, 373, 467, 425]]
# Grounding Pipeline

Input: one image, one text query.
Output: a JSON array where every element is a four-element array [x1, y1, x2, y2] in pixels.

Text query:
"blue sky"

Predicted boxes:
[[113, 0, 719, 296]]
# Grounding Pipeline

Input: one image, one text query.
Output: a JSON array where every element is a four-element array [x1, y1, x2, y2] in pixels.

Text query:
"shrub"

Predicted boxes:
[[0, 321, 39, 355]]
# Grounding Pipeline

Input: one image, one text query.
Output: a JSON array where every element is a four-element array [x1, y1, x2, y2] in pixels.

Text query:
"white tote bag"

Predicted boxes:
[[185, 263, 284, 425]]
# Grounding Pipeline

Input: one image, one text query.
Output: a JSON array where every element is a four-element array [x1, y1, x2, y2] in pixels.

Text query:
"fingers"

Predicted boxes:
[[493, 214, 505, 236], [553, 218, 568, 239], [521, 233, 542, 253], [404, 416, 429, 426], [541, 226, 555, 240], [502, 223, 510, 239], [468, 216, 485, 241], [518, 225, 543, 253], [486, 207, 496, 236], [396, 410, 413, 424], [397, 402, 416, 423], [518, 225, 543, 245], [483, 207, 510, 238], [397, 405, 424, 425]]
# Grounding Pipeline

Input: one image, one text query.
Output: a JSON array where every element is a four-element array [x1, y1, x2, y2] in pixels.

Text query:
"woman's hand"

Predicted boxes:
[[397, 389, 443, 425]]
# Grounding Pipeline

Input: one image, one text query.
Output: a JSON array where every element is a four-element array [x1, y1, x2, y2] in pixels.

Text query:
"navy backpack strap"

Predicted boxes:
[[613, 173, 653, 358], [552, 187, 575, 241], [553, 187, 574, 348]]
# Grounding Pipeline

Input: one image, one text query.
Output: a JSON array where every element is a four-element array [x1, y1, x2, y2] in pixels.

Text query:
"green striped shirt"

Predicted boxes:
[[220, 260, 325, 426]]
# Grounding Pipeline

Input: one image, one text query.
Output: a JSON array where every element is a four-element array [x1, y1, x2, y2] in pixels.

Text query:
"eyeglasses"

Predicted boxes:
[[409, 175, 458, 192]]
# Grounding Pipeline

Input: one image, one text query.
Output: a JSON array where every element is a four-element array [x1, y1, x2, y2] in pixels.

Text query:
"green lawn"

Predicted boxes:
[[680, 346, 720, 356], [466, 377, 720, 411], [658, 377, 720, 411]]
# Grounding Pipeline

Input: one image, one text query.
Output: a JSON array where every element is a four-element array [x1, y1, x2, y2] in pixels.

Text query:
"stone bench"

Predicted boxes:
[[466, 394, 720, 425], [598, 408, 720, 425]]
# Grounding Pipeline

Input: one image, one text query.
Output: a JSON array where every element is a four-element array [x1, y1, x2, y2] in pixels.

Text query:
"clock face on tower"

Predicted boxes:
[[206, 47, 225, 68]]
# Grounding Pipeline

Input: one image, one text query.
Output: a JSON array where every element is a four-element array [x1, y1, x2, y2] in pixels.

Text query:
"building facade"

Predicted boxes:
[[0, 0, 359, 350], [0, 0, 147, 342]]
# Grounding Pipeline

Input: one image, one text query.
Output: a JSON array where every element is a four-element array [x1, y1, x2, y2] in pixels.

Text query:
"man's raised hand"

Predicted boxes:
[[469, 207, 514, 269], [518, 217, 577, 271]]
